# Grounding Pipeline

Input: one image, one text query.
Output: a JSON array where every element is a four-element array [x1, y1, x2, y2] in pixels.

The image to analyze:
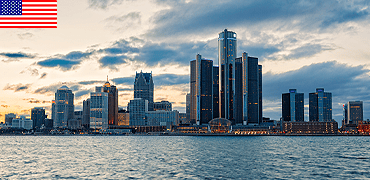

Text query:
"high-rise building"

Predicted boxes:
[[190, 54, 213, 125], [218, 30, 262, 125], [213, 66, 219, 119], [90, 91, 109, 130], [53, 85, 74, 128], [95, 78, 118, 126], [82, 99, 90, 129], [31, 107, 46, 129], [186, 93, 190, 123], [344, 101, 363, 125], [118, 109, 129, 126], [282, 89, 304, 122], [153, 101, 172, 111], [134, 71, 154, 111], [5, 113, 16, 126], [309, 88, 332, 122], [218, 29, 237, 123], [241, 52, 262, 124], [146, 110, 179, 126], [129, 98, 148, 126]]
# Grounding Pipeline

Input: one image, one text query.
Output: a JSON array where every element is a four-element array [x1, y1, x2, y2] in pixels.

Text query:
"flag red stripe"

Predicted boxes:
[[22, 4, 57, 7], [0, 26, 57, 28], [22, 0, 57, 2], [22, 13, 57, 15], [0, 17, 57, 20], [22, 9, 57, 11], [0, 22, 57, 24]]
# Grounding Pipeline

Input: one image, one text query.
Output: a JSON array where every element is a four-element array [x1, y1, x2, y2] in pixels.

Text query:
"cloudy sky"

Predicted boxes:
[[1, 0, 370, 126]]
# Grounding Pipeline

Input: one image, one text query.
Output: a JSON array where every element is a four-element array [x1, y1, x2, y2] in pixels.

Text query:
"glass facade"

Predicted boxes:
[[218, 29, 237, 123], [90, 92, 109, 129], [134, 71, 154, 111], [309, 88, 332, 122], [53, 86, 74, 128], [282, 89, 304, 122]]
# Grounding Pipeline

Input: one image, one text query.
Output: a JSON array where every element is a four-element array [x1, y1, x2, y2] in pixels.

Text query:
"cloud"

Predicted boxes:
[[112, 76, 134, 85], [1, 105, 9, 108], [99, 55, 127, 70], [88, 0, 125, 9], [40, 73, 47, 79], [36, 51, 94, 71], [17, 32, 33, 40], [78, 80, 105, 85], [105, 12, 141, 31], [153, 74, 189, 86], [24, 98, 51, 104], [3, 83, 32, 92], [148, 0, 370, 39], [20, 68, 39, 76], [263, 61, 370, 121], [0, 52, 35, 58]]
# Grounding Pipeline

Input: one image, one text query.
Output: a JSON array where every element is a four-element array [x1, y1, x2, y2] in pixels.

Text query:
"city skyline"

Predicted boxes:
[[1, 0, 370, 126]]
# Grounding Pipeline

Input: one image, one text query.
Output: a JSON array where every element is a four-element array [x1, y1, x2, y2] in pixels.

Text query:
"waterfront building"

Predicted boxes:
[[190, 54, 213, 125], [95, 78, 118, 126], [218, 29, 262, 125], [186, 93, 190, 123], [52, 85, 74, 128], [213, 66, 219, 119], [82, 99, 90, 129], [128, 98, 148, 126], [134, 71, 154, 111], [218, 29, 237, 123], [12, 117, 33, 130], [153, 101, 172, 111], [118, 109, 129, 126], [309, 88, 332, 122], [90, 91, 109, 130], [179, 113, 186, 124], [31, 107, 46, 130], [241, 52, 262, 125], [282, 121, 338, 134], [5, 113, 16, 126], [146, 110, 179, 126], [343, 101, 363, 125], [282, 89, 304, 122]]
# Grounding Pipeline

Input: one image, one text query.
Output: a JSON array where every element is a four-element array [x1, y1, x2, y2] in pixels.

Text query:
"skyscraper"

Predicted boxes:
[[186, 93, 190, 123], [31, 107, 46, 129], [95, 78, 118, 126], [134, 71, 154, 111], [309, 88, 332, 122], [90, 91, 109, 130], [213, 66, 219, 119], [5, 113, 16, 126], [190, 54, 213, 125], [218, 29, 237, 123], [82, 99, 90, 129], [53, 85, 74, 128], [129, 98, 148, 126], [242, 52, 262, 124], [344, 101, 363, 125], [282, 89, 304, 122]]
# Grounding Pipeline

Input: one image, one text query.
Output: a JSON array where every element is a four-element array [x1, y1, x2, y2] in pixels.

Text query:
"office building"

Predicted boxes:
[[82, 99, 90, 129], [12, 117, 33, 130], [129, 98, 148, 126], [5, 113, 16, 126], [153, 101, 172, 111], [186, 93, 190, 123], [134, 71, 154, 111], [282, 89, 304, 122], [343, 101, 363, 125], [95, 78, 118, 126], [309, 88, 332, 122], [53, 85, 74, 128], [241, 52, 262, 124], [190, 54, 213, 125], [218, 29, 237, 123], [31, 107, 46, 130], [213, 66, 219, 119], [90, 91, 109, 130], [118, 109, 129, 126], [146, 110, 179, 126], [218, 30, 262, 125]]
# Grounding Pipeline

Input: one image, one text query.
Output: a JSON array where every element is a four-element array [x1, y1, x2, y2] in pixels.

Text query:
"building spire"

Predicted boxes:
[[107, 75, 108, 82]]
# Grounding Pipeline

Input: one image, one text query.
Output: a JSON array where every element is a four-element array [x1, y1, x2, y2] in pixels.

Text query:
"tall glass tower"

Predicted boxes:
[[53, 85, 74, 128], [218, 29, 237, 122]]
